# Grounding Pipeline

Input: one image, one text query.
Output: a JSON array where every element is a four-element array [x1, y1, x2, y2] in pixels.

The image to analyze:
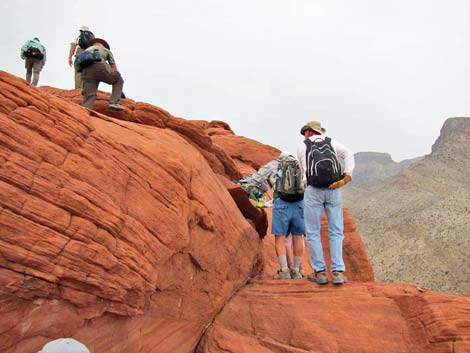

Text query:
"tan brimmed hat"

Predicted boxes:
[[88, 38, 110, 50], [80, 25, 90, 31], [300, 121, 326, 135]]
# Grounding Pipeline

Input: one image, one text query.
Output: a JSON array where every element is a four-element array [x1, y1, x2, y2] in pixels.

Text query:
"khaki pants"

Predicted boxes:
[[74, 47, 84, 89], [25, 58, 44, 86], [81, 62, 124, 109]]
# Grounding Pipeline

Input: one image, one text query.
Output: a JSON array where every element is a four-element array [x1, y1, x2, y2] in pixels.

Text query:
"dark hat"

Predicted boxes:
[[88, 38, 110, 50]]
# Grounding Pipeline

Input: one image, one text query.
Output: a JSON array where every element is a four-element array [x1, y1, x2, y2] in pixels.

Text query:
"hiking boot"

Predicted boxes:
[[307, 271, 328, 285], [332, 271, 348, 284], [290, 268, 302, 280], [273, 268, 291, 280], [109, 103, 125, 110]]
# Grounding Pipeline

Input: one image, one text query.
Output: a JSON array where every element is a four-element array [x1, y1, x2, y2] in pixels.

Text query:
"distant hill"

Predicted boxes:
[[344, 117, 470, 294], [351, 152, 423, 187]]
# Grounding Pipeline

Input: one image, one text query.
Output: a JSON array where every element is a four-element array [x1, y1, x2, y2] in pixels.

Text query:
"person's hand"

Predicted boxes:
[[329, 174, 352, 189], [68, 58, 73, 67]]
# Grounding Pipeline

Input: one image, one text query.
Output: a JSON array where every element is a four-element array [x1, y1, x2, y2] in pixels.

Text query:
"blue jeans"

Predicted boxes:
[[304, 186, 345, 272]]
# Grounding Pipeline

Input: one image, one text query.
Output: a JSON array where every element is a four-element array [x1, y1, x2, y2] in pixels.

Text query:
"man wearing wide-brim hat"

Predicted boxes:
[[296, 120, 355, 285], [80, 38, 125, 110]]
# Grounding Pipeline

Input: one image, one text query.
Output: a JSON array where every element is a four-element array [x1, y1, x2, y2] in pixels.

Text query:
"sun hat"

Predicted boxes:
[[300, 121, 326, 135], [88, 38, 110, 50], [38, 338, 90, 353], [79, 25, 90, 31]]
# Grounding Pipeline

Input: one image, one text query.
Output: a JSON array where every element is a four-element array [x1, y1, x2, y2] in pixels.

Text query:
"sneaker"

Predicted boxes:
[[273, 268, 291, 280], [290, 268, 302, 280], [109, 103, 125, 110], [332, 271, 348, 284], [307, 271, 328, 284]]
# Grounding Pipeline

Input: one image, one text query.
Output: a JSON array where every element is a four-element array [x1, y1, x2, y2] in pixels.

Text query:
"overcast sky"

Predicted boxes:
[[1, 0, 470, 161]]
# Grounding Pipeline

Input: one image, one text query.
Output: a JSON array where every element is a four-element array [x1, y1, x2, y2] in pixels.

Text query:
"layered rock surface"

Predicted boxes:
[[0, 71, 468, 353], [344, 118, 470, 294]]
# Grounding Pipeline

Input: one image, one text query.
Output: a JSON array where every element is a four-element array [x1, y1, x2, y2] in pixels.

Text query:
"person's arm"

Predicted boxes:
[[296, 141, 307, 181], [329, 139, 355, 189], [106, 49, 118, 70], [68, 43, 77, 67], [332, 139, 354, 175]]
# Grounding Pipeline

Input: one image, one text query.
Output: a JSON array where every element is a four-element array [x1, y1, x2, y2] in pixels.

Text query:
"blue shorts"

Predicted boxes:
[[272, 198, 305, 236]]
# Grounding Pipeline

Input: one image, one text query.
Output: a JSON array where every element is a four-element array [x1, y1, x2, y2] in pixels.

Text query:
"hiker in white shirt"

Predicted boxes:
[[296, 121, 354, 285]]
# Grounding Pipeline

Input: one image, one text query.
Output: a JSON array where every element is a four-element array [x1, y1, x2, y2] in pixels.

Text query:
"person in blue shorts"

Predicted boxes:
[[271, 153, 305, 280]]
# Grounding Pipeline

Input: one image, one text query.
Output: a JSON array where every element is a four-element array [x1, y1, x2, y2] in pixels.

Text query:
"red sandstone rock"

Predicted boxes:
[[0, 71, 468, 353], [199, 281, 470, 353], [0, 71, 263, 352]]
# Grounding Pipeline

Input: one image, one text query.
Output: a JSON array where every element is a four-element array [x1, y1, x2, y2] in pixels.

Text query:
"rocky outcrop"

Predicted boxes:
[[0, 71, 468, 353], [199, 281, 470, 353], [350, 152, 422, 187], [344, 117, 470, 294], [0, 71, 268, 352]]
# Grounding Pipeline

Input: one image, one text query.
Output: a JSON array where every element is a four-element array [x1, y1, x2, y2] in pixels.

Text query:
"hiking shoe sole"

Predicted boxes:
[[109, 104, 125, 110], [332, 272, 348, 284], [307, 273, 328, 285], [273, 269, 291, 280], [290, 269, 302, 280]]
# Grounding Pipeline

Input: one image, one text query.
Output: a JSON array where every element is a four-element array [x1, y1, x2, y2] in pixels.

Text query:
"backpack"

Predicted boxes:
[[25, 47, 44, 60], [275, 157, 304, 202], [76, 49, 102, 69], [78, 30, 95, 49], [304, 137, 342, 188]]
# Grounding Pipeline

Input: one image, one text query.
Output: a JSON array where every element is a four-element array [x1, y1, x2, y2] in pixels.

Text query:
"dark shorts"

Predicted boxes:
[[272, 198, 305, 236]]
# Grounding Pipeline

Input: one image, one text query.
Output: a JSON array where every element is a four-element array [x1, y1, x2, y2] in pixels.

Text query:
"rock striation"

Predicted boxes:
[[0, 71, 468, 353]]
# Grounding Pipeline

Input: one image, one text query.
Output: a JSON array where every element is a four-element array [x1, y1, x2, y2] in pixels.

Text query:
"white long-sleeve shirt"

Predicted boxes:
[[296, 135, 355, 179]]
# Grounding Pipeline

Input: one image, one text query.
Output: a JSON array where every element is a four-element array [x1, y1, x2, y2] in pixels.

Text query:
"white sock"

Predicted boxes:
[[278, 255, 288, 271], [293, 256, 302, 270]]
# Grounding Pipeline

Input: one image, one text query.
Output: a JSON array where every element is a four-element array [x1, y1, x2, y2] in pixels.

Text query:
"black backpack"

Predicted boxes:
[[25, 47, 44, 60], [304, 137, 343, 188], [78, 30, 95, 49]]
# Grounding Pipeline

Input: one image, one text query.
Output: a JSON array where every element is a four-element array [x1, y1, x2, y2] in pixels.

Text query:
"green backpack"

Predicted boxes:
[[275, 158, 304, 202]]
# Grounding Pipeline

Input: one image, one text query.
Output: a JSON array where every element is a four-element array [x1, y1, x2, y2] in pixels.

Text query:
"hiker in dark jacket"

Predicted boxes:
[[20, 37, 46, 86], [79, 38, 125, 111]]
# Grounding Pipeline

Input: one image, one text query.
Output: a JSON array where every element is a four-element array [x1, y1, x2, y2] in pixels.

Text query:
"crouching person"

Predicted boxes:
[[78, 38, 124, 110], [272, 153, 305, 280]]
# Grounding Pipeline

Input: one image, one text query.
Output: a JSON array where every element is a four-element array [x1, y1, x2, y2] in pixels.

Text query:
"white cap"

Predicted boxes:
[[39, 338, 90, 353], [80, 25, 90, 31]]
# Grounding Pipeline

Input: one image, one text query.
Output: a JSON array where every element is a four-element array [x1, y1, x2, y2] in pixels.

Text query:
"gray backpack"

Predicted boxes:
[[275, 157, 304, 202]]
